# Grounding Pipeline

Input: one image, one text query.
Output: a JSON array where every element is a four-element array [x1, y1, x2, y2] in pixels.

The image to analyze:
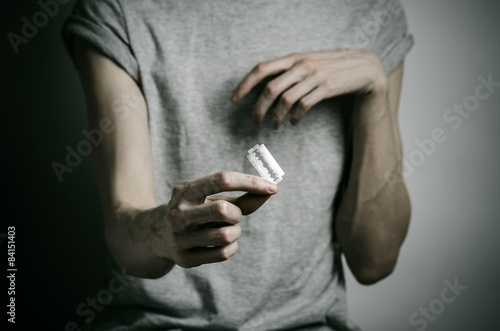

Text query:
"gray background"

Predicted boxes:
[[1, 0, 498, 329], [344, 1, 500, 330]]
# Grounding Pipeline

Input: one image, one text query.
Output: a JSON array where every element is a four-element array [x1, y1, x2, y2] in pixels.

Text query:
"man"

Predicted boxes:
[[63, 0, 413, 329]]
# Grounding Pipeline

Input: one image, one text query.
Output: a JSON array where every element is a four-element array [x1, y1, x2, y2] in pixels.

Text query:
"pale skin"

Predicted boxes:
[[75, 38, 410, 284]]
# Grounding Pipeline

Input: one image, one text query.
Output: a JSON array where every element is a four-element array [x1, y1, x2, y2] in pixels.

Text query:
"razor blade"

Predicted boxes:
[[246, 144, 284, 184]]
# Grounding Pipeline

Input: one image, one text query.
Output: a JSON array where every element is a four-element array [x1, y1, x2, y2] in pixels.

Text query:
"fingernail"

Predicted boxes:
[[230, 90, 238, 102], [267, 181, 278, 193]]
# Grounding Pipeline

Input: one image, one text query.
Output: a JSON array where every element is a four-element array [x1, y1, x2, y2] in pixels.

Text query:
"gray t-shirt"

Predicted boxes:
[[62, 1, 413, 330]]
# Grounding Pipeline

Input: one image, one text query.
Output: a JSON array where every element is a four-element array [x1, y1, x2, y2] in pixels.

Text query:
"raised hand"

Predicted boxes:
[[151, 171, 278, 268]]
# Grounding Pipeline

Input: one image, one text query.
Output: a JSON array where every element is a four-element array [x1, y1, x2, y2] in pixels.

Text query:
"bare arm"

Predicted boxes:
[[231, 50, 411, 285], [74, 39, 278, 279], [335, 62, 411, 285], [74, 38, 172, 277]]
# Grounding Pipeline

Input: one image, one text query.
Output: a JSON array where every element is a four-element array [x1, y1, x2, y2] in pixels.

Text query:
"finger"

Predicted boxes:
[[270, 76, 321, 129], [231, 53, 299, 103], [177, 171, 278, 203], [233, 193, 272, 215], [251, 68, 306, 127], [206, 192, 272, 215], [289, 66, 372, 126], [204, 194, 230, 203], [179, 242, 239, 268], [231, 50, 360, 103], [182, 199, 242, 228], [197, 222, 231, 229], [290, 85, 330, 125], [184, 224, 241, 248]]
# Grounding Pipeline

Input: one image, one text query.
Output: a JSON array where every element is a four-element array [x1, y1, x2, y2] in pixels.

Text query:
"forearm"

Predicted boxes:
[[74, 38, 173, 278], [336, 92, 411, 284]]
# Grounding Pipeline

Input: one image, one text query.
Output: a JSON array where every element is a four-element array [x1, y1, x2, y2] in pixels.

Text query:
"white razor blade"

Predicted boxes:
[[246, 144, 284, 184]]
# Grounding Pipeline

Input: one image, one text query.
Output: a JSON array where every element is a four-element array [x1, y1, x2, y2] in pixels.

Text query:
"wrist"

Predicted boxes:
[[353, 57, 390, 124], [104, 204, 175, 278]]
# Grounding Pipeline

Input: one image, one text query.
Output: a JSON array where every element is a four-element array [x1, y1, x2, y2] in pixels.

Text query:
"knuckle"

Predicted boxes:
[[171, 184, 188, 199], [167, 204, 189, 231], [219, 251, 231, 261], [299, 58, 316, 70], [264, 81, 278, 96], [310, 69, 324, 80], [253, 62, 266, 74], [218, 245, 235, 261], [216, 228, 233, 245], [298, 97, 310, 109], [214, 171, 232, 188], [214, 200, 230, 218], [280, 92, 294, 107]]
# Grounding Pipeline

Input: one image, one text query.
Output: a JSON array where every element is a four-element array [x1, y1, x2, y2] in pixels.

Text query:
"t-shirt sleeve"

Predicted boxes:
[[366, 0, 415, 74], [61, 0, 140, 83]]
